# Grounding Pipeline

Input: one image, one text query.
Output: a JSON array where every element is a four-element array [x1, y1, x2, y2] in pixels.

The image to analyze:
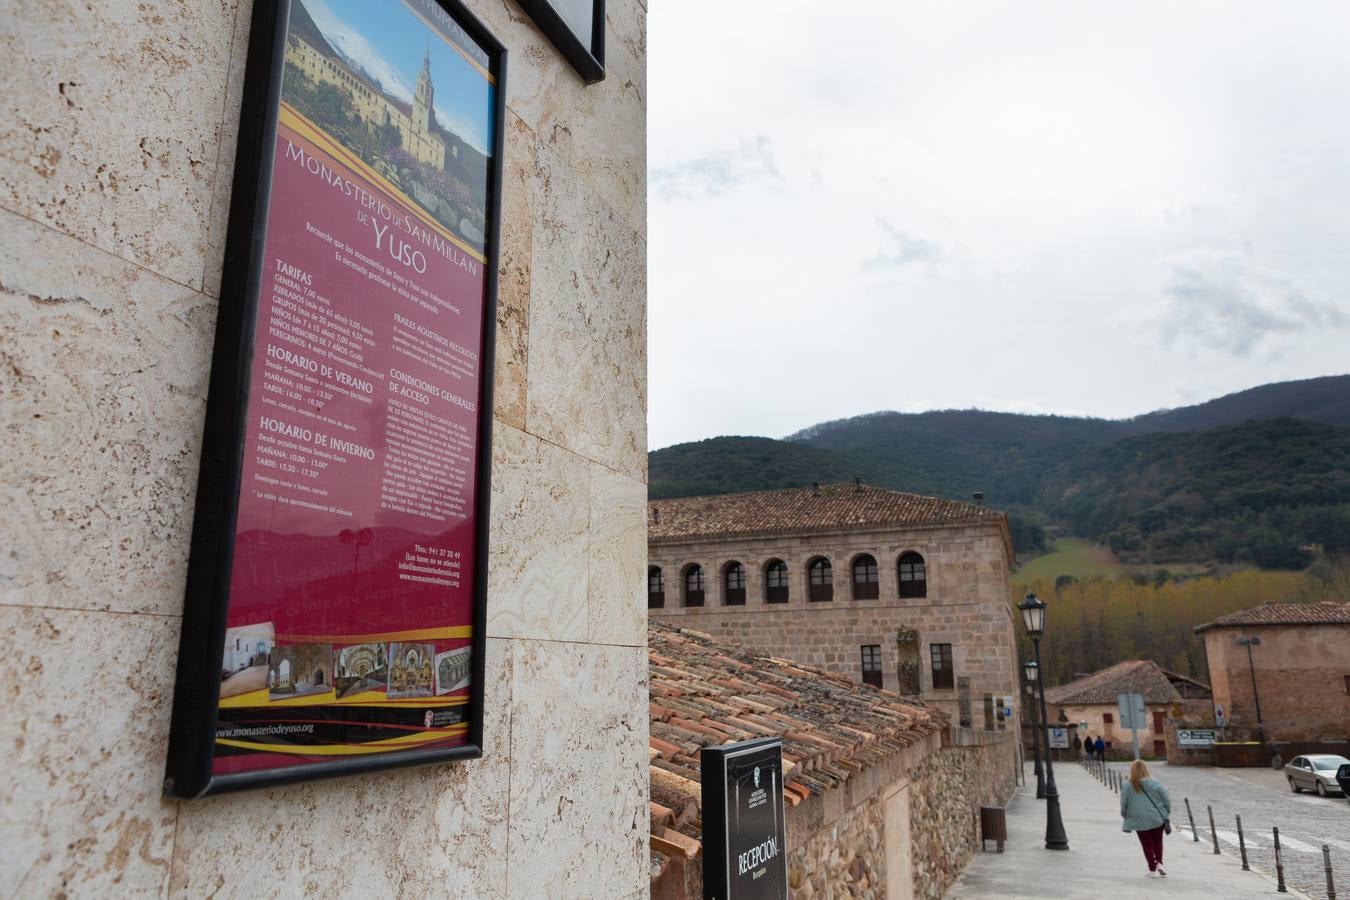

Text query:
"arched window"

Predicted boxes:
[[898, 551, 927, 598], [808, 557, 833, 602], [723, 562, 746, 605], [684, 564, 705, 607], [764, 559, 789, 604], [852, 554, 879, 600], [648, 566, 665, 609]]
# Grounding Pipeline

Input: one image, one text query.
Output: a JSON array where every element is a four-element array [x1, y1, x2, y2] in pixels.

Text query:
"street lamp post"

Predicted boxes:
[[1237, 636, 1265, 743], [1019, 592, 1070, 851], [1024, 661, 1046, 799]]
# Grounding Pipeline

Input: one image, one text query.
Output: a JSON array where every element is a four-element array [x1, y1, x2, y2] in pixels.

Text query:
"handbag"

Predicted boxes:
[[1141, 784, 1172, 835]]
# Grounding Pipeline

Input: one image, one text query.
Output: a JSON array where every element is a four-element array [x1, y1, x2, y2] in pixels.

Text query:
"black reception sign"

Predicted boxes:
[[701, 737, 788, 900]]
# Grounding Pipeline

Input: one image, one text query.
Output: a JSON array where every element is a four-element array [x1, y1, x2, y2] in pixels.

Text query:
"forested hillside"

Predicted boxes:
[[649, 376, 1350, 567]]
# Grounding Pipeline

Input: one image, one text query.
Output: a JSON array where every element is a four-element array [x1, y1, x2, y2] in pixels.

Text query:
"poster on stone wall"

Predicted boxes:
[[165, 0, 505, 797]]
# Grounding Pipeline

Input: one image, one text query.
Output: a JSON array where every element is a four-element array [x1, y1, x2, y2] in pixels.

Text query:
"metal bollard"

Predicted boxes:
[[1207, 805, 1220, 855], [1236, 815, 1249, 870], [1326, 844, 1337, 900], [1184, 798, 1199, 842], [1274, 827, 1287, 893]]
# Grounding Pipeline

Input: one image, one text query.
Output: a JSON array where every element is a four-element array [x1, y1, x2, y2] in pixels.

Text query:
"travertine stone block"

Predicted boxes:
[[0, 606, 179, 897], [525, 145, 646, 480], [0, 210, 213, 615], [507, 640, 648, 899], [0, 0, 240, 289], [200, 0, 255, 299], [486, 421, 591, 641], [588, 463, 648, 647], [171, 638, 514, 898], [493, 110, 537, 431]]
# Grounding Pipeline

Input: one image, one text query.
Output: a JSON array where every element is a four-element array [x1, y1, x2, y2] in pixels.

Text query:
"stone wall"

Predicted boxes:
[[1204, 624, 1350, 742], [909, 732, 1019, 899], [782, 730, 1019, 899], [649, 522, 1021, 724], [0, 1, 649, 896]]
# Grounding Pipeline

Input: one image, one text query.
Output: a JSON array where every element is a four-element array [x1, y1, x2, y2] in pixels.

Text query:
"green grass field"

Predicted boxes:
[[1014, 538, 1123, 583], [1014, 538, 1215, 586]]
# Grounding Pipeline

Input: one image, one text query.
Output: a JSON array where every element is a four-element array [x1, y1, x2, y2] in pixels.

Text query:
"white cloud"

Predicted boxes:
[[651, 135, 783, 201], [304, 0, 413, 102], [647, 0, 1350, 448]]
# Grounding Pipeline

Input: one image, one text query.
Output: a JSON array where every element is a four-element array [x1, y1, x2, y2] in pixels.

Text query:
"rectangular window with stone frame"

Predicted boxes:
[[930, 643, 954, 690]]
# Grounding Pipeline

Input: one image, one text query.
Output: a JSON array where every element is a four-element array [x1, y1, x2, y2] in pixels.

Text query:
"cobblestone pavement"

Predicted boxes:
[[1099, 761, 1350, 899]]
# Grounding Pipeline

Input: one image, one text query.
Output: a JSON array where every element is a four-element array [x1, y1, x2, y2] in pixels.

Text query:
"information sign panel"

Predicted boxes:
[[702, 738, 788, 900], [1049, 727, 1069, 749], [1177, 729, 1218, 748], [165, 0, 506, 797]]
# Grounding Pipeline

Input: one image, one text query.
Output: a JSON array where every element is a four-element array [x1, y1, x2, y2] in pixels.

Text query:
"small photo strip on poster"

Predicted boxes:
[[267, 643, 334, 700], [387, 642, 435, 698], [435, 646, 471, 695]]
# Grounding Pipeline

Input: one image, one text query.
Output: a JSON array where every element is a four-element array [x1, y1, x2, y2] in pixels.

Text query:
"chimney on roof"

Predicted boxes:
[[652, 507, 660, 524], [854, 477, 862, 492], [973, 491, 984, 505], [812, 482, 820, 497]]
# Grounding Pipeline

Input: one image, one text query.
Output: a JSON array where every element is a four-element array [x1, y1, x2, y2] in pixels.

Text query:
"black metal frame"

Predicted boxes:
[[164, 0, 507, 798], [515, 0, 605, 83]]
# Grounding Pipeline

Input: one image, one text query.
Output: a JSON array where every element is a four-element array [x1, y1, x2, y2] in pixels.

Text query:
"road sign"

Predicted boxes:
[[1117, 692, 1147, 729], [1049, 727, 1069, 749], [1177, 729, 1217, 749]]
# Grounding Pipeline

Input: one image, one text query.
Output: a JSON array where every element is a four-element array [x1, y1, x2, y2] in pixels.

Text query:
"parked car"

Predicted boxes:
[[1285, 755, 1350, 797]]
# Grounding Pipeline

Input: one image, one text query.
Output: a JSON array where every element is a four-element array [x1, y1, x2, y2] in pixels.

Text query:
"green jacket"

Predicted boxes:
[[1120, 777, 1171, 832]]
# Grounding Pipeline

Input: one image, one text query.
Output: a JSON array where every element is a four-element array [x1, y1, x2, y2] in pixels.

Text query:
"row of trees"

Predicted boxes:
[[1013, 566, 1335, 685]]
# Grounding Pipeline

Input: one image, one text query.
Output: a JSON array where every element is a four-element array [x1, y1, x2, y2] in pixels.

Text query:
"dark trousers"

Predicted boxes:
[[1136, 826, 1165, 870]]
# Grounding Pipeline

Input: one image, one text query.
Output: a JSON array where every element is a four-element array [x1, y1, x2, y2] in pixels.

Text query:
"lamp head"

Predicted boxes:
[[1023, 658, 1039, 684], [1018, 592, 1047, 637]]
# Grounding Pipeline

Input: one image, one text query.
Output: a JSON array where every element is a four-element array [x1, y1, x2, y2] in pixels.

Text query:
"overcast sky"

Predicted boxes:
[[647, 1, 1350, 450]]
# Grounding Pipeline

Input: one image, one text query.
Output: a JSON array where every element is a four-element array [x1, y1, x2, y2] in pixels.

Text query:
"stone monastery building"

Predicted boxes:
[[286, 27, 462, 170], [647, 483, 1022, 728]]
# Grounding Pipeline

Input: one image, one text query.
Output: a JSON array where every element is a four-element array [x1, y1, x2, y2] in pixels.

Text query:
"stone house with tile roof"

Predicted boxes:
[[1044, 659, 1187, 759], [1195, 601, 1350, 743], [647, 483, 1022, 733], [648, 621, 1018, 900]]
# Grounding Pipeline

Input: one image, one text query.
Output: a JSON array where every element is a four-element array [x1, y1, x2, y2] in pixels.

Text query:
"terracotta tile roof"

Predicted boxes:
[[648, 482, 1004, 542], [1193, 601, 1350, 633], [1044, 659, 1183, 707], [647, 621, 944, 884]]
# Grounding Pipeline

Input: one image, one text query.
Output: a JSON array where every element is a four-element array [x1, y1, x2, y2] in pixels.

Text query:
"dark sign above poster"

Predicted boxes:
[[701, 738, 788, 900], [164, 0, 505, 797], [516, 0, 605, 84]]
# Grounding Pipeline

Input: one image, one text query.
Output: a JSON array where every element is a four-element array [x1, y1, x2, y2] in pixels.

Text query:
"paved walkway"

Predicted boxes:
[[945, 761, 1309, 899]]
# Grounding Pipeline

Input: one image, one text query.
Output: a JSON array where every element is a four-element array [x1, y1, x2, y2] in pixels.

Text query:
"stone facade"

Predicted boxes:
[[785, 730, 1019, 899], [649, 517, 1022, 728], [0, 0, 648, 896], [1202, 622, 1350, 742], [1056, 703, 1175, 759]]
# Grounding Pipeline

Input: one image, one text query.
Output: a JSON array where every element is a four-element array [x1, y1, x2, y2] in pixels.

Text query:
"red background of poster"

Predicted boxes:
[[212, 103, 487, 773]]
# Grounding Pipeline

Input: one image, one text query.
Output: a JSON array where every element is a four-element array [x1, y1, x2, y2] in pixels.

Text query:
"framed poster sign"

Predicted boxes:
[[701, 738, 788, 900], [515, 0, 605, 83], [165, 0, 505, 797]]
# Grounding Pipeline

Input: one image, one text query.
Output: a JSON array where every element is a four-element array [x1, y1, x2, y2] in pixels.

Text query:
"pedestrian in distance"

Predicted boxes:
[[1073, 733, 1083, 759], [1120, 759, 1172, 877], [1083, 734, 1092, 760], [1095, 736, 1106, 760]]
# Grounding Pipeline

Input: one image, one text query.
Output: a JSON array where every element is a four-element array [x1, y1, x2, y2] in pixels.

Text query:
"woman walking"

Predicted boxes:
[[1120, 760, 1172, 877]]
